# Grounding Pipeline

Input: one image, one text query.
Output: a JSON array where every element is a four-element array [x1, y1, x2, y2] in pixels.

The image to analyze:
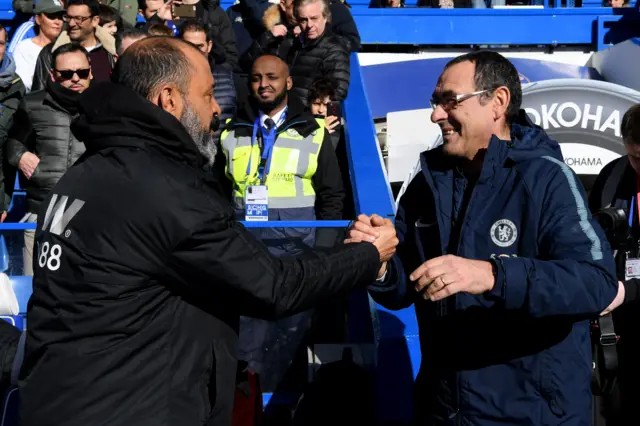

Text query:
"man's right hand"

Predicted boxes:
[[270, 24, 288, 38], [346, 214, 398, 270], [18, 152, 40, 180]]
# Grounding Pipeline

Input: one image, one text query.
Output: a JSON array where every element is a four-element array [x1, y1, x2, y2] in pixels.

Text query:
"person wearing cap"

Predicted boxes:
[[0, 23, 27, 223], [13, 0, 65, 92]]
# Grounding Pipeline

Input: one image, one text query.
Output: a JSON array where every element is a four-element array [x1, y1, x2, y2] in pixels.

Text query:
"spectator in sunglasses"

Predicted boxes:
[[6, 43, 90, 276], [31, 0, 116, 92]]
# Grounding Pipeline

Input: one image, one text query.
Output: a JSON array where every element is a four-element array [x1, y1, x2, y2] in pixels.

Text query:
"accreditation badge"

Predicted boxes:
[[245, 185, 268, 221], [625, 258, 640, 281]]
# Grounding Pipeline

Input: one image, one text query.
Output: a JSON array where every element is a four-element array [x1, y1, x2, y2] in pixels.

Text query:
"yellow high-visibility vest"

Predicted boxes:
[[221, 118, 325, 210]]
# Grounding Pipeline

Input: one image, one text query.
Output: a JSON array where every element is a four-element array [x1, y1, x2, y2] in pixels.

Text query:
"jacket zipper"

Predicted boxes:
[[450, 177, 483, 421]]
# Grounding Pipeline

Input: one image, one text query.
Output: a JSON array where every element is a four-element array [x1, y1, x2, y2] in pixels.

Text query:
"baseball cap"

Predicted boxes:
[[35, 0, 65, 15]]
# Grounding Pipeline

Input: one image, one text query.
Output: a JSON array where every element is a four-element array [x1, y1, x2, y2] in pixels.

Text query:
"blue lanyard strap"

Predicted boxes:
[[245, 109, 287, 182], [631, 196, 636, 228]]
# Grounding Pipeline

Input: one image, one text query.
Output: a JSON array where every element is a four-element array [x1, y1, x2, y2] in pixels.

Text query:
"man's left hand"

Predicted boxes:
[[410, 255, 495, 301]]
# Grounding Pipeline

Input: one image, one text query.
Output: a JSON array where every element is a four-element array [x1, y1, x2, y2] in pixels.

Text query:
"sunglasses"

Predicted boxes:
[[54, 68, 90, 80]]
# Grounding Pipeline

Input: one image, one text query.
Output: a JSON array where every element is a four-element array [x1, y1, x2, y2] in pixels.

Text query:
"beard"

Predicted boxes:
[[180, 101, 217, 168], [255, 87, 288, 113]]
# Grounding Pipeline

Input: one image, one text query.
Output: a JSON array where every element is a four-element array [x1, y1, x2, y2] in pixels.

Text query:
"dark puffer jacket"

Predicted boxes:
[[0, 71, 26, 212], [6, 84, 85, 214], [286, 31, 350, 106], [212, 63, 236, 125]]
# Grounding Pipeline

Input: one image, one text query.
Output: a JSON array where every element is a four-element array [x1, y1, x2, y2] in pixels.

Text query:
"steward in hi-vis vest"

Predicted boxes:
[[221, 54, 345, 391], [220, 85, 344, 254]]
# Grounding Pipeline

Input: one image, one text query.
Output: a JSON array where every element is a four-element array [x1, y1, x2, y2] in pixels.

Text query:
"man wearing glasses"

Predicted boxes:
[[6, 43, 91, 276], [349, 51, 623, 425], [31, 0, 115, 92]]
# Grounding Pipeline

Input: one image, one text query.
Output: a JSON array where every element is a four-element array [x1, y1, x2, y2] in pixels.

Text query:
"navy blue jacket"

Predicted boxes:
[[212, 64, 237, 125], [370, 112, 618, 425]]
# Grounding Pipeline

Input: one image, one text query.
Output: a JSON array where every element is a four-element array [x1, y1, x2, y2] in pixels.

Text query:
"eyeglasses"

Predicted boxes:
[[54, 68, 90, 80], [62, 14, 93, 23], [429, 89, 494, 112]]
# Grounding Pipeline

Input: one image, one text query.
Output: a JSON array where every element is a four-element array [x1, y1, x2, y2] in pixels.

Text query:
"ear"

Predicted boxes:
[[50, 69, 56, 83], [91, 15, 100, 28], [89, 68, 94, 81], [286, 76, 292, 91], [207, 40, 212, 54], [156, 85, 184, 120], [492, 86, 510, 121]]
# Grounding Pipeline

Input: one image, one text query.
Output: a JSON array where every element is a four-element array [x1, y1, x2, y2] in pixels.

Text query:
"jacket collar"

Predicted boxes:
[[72, 81, 205, 169]]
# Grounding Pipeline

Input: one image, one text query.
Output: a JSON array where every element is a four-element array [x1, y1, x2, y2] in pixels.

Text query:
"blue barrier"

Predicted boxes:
[[1, 3, 639, 50], [350, 7, 639, 48], [344, 53, 395, 218]]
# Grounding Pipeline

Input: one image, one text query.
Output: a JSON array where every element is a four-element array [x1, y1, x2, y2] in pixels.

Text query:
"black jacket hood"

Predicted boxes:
[[71, 81, 204, 169]]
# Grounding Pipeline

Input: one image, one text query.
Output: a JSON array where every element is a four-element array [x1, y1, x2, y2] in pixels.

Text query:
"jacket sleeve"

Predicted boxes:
[[328, 2, 361, 52], [0, 81, 25, 147], [208, 6, 239, 71], [322, 40, 350, 102], [488, 163, 618, 318], [367, 165, 425, 310], [30, 46, 51, 93], [312, 128, 345, 248], [239, 31, 279, 72], [6, 99, 34, 168], [167, 213, 381, 319]]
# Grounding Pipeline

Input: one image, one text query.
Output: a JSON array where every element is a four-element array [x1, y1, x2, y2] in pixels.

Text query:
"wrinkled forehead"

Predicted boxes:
[[434, 61, 476, 97]]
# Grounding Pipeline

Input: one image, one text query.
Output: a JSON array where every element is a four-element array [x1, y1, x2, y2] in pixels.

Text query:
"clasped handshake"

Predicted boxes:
[[344, 214, 498, 301], [345, 214, 398, 278]]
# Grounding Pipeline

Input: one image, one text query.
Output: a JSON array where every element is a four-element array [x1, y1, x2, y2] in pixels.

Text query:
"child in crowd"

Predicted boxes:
[[98, 4, 120, 35], [307, 78, 341, 135]]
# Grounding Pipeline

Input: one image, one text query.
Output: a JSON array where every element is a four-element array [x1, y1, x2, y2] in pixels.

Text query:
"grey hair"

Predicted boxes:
[[293, 0, 331, 22], [111, 36, 192, 100]]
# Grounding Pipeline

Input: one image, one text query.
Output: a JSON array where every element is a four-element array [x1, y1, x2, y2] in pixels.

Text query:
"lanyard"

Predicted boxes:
[[632, 175, 640, 228], [245, 109, 287, 182]]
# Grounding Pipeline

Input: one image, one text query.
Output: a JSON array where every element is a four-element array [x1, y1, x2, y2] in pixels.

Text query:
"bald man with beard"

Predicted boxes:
[[19, 39, 397, 426]]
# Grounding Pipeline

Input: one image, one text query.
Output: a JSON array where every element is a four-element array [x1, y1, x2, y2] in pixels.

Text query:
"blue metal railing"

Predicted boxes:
[[1, 2, 639, 51]]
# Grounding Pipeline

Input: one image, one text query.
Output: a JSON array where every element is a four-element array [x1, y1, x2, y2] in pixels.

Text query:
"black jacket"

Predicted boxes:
[[6, 83, 85, 214], [226, 0, 270, 59], [287, 31, 350, 105], [588, 155, 640, 419], [18, 81, 380, 426], [243, 29, 350, 106], [0, 320, 20, 392], [0, 74, 25, 212], [328, 0, 361, 52], [148, 0, 239, 71], [212, 63, 236, 126], [589, 156, 640, 299]]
